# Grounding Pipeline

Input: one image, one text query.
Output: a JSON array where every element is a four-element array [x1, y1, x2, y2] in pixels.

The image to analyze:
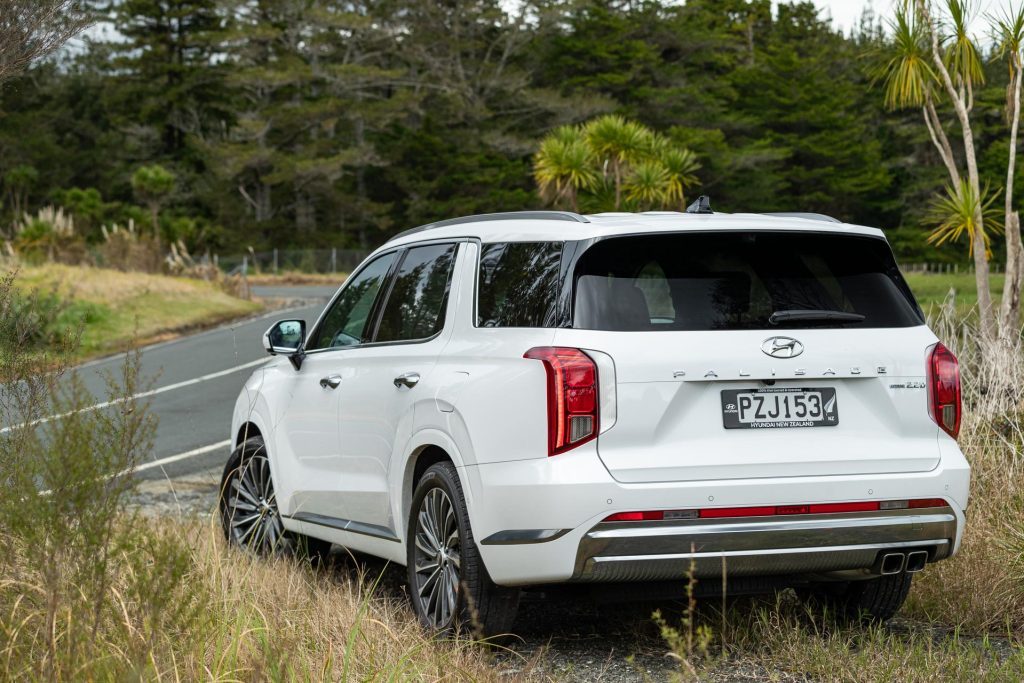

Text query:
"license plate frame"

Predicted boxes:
[[721, 387, 839, 429]]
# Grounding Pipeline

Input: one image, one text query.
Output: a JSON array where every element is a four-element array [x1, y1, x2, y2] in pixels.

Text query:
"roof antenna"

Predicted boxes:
[[685, 195, 713, 214]]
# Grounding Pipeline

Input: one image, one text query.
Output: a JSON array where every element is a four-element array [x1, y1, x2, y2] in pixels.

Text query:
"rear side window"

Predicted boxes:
[[375, 243, 457, 342], [477, 242, 562, 327], [573, 232, 923, 331]]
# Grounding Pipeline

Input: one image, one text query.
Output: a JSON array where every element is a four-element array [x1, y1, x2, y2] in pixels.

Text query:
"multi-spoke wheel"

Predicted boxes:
[[219, 437, 332, 561], [412, 487, 462, 627], [406, 461, 520, 636]]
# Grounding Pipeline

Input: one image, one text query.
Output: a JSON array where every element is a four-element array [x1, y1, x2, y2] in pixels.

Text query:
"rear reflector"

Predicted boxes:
[[909, 498, 948, 509], [602, 498, 948, 522]]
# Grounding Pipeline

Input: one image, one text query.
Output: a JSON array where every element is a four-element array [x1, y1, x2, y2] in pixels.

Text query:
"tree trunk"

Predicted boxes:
[[1002, 60, 1024, 335], [922, 98, 961, 188], [150, 203, 161, 252]]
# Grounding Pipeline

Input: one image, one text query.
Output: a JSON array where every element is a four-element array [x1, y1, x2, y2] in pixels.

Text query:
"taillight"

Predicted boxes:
[[927, 342, 961, 439], [524, 347, 599, 455]]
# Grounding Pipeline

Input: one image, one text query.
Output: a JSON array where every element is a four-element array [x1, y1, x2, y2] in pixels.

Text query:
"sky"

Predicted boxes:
[[812, 0, 1018, 33]]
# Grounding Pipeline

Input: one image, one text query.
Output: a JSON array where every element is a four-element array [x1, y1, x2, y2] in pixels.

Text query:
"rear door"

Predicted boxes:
[[555, 230, 939, 484], [334, 242, 460, 532]]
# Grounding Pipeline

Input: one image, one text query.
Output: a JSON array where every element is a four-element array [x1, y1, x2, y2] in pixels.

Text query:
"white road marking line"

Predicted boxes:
[[0, 358, 268, 435], [38, 439, 234, 495], [128, 439, 232, 475]]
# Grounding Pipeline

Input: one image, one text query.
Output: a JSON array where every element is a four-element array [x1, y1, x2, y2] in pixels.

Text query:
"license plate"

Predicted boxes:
[[721, 388, 838, 429]]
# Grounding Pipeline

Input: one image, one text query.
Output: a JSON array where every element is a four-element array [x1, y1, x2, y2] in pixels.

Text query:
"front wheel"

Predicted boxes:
[[219, 437, 332, 562], [407, 461, 519, 637]]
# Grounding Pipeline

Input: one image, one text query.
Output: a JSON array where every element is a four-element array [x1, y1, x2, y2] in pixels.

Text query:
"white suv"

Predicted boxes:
[[221, 205, 969, 635]]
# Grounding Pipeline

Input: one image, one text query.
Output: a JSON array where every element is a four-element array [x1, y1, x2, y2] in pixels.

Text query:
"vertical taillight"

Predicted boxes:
[[927, 342, 961, 439], [524, 347, 599, 455]]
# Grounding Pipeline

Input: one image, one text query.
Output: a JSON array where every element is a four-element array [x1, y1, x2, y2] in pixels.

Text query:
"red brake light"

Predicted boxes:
[[927, 342, 961, 439], [524, 347, 599, 456]]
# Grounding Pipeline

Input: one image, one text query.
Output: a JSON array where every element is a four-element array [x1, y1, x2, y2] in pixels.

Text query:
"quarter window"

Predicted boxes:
[[375, 243, 458, 343], [477, 242, 562, 327], [307, 252, 396, 350]]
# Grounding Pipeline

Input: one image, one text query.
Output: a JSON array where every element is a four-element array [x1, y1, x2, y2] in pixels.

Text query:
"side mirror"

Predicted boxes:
[[263, 319, 306, 356]]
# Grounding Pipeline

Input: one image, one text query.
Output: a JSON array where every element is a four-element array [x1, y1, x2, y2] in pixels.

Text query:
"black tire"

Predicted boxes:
[[219, 437, 333, 564], [407, 461, 520, 637], [805, 573, 913, 623]]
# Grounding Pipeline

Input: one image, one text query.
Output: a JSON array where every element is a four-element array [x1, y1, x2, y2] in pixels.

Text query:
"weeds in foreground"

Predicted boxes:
[[0, 268, 512, 680], [658, 592, 1024, 682]]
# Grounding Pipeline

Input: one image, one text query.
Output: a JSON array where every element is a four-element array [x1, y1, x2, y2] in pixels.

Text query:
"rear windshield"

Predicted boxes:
[[572, 232, 923, 331]]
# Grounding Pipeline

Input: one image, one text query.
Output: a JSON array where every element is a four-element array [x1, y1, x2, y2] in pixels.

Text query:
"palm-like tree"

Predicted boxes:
[[533, 116, 701, 213], [624, 161, 670, 211], [532, 125, 596, 212], [584, 115, 653, 209], [874, 1, 994, 338], [655, 144, 701, 210], [944, 0, 985, 97], [926, 180, 999, 255]]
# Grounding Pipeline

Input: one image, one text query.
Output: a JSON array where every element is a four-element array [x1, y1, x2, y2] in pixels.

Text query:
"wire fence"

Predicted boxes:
[[217, 248, 371, 275], [900, 262, 1003, 275]]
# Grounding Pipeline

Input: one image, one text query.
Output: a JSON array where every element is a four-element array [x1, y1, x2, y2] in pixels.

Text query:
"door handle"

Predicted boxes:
[[394, 372, 420, 389], [319, 374, 342, 389]]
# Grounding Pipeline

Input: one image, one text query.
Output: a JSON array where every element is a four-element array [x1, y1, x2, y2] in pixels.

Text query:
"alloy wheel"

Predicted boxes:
[[223, 452, 285, 554], [412, 487, 462, 628]]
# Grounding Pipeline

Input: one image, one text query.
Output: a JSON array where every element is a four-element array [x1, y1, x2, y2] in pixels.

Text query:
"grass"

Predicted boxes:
[[904, 271, 1005, 316], [11, 263, 262, 359], [246, 271, 346, 286]]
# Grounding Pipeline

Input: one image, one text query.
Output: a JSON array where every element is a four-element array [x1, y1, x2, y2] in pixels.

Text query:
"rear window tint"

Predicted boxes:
[[477, 242, 562, 327], [573, 232, 923, 331]]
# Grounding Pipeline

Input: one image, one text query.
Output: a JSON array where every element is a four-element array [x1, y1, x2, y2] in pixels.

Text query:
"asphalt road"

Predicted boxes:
[[66, 284, 339, 482]]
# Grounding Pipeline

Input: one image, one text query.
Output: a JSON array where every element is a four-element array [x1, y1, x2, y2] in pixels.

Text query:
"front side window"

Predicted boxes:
[[477, 242, 562, 327], [307, 252, 396, 350], [573, 232, 923, 331], [375, 243, 458, 343]]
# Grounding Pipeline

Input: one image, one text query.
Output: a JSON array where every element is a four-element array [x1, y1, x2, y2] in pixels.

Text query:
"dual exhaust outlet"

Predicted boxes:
[[876, 550, 929, 575]]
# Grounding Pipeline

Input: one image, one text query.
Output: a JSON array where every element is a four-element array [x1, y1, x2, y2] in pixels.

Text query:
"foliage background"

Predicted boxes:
[[0, 0, 1019, 262]]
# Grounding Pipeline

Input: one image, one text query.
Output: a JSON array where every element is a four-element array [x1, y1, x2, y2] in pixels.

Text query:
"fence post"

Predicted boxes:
[[273, 248, 278, 274], [214, 253, 219, 270], [242, 255, 248, 276], [331, 248, 337, 274]]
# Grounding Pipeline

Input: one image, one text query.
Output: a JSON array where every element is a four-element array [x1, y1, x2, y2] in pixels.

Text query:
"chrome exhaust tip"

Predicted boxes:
[[905, 550, 928, 573], [879, 552, 906, 575]]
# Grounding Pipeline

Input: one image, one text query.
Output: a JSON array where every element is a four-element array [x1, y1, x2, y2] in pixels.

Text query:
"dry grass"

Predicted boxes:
[[10, 263, 262, 359], [0, 517, 534, 681], [896, 297, 1024, 632], [246, 271, 346, 287]]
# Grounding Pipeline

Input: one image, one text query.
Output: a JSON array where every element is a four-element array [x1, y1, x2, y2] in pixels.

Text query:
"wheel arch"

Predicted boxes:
[[235, 421, 263, 448], [398, 430, 476, 543]]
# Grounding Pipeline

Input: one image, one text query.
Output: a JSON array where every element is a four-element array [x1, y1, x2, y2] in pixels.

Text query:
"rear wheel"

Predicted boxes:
[[407, 461, 519, 637], [804, 573, 913, 623], [219, 437, 332, 562]]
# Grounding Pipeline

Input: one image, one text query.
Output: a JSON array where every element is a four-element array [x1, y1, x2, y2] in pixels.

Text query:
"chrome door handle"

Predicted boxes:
[[394, 372, 420, 389], [319, 374, 342, 389]]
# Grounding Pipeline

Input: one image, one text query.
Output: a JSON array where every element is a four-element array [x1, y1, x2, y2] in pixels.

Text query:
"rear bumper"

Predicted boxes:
[[572, 507, 956, 582], [463, 440, 969, 586]]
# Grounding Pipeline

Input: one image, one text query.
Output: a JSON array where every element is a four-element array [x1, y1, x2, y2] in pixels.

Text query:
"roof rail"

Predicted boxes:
[[388, 210, 590, 243], [763, 212, 841, 224]]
